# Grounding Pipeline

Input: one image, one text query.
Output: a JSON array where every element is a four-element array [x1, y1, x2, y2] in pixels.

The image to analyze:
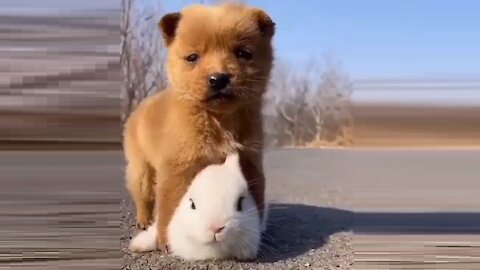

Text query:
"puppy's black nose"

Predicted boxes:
[[208, 73, 231, 92]]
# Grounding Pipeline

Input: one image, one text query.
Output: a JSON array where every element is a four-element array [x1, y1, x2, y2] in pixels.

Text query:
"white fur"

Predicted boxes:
[[128, 220, 157, 252], [168, 153, 261, 260], [129, 153, 264, 261]]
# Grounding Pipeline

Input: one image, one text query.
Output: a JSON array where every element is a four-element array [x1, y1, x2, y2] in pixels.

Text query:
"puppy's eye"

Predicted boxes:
[[234, 48, 252, 60], [190, 199, 196, 210], [236, 196, 244, 211], [185, 53, 199, 63]]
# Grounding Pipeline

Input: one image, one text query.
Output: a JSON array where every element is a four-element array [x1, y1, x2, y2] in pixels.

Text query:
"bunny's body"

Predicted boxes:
[[129, 153, 265, 261]]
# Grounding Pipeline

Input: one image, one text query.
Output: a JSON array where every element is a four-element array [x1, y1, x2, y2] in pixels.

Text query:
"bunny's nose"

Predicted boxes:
[[210, 225, 225, 234], [215, 226, 225, 233], [210, 221, 228, 242]]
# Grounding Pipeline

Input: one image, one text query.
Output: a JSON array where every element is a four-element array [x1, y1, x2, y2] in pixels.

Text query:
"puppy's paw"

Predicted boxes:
[[156, 236, 170, 253], [135, 215, 151, 230], [158, 243, 170, 254], [135, 222, 149, 230]]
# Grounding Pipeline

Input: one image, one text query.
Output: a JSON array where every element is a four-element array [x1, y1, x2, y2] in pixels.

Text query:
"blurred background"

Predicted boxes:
[[0, 0, 120, 149]]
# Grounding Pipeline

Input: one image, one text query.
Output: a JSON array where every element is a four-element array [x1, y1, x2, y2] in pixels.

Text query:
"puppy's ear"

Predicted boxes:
[[158, 12, 181, 46], [252, 9, 275, 38]]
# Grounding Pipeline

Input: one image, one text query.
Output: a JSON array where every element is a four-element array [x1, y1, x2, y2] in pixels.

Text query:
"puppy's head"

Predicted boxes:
[[159, 4, 275, 113]]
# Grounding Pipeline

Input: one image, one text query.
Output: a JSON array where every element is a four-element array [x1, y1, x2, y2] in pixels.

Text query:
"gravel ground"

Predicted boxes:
[[121, 200, 353, 270], [121, 149, 355, 269]]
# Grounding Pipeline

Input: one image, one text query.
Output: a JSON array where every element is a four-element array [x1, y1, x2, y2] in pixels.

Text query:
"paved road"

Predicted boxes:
[[1, 149, 479, 269]]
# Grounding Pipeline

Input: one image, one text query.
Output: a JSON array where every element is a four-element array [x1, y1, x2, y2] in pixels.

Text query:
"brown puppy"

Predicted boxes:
[[123, 3, 275, 248]]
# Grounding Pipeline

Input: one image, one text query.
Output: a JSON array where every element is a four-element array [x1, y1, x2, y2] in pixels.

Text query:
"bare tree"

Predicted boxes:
[[266, 57, 353, 148], [266, 63, 313, 146], [307, 60, 353, 146], [121, 0, 167, 122], [275, 94, 305, 145]]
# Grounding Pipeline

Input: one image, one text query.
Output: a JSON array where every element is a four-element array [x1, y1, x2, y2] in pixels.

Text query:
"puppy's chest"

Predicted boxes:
[[165, 129, 242, 173], [188, 130, 241, 160], [189, 116, 244, 157]]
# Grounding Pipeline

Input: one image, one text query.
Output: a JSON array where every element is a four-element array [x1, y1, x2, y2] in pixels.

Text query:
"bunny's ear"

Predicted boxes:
[[224, 152, 240, 170]]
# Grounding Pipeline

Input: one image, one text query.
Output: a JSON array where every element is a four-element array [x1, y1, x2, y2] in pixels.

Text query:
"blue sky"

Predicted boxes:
[[8, 0, 478, 79], [160, 0, 480, 80]]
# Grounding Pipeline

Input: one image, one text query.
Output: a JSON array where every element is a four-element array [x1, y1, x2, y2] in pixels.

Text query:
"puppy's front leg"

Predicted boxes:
[[155, 171, 191, 250], [239, 150, 266, 225], [126, 161, 155, 230]]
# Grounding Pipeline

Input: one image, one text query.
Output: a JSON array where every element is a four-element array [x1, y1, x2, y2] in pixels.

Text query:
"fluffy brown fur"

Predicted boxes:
[[123, 3, 275, 248]]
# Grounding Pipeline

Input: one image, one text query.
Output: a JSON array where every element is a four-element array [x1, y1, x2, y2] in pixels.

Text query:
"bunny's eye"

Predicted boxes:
[[190, 199, 196, 210], [236, 196, 244, 211]]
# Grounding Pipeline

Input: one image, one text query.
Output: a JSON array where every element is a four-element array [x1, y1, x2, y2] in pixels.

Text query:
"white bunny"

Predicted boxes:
[[129, 153, 266, 261]]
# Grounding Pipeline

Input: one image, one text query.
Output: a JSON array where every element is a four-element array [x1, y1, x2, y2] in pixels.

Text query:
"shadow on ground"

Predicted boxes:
[[122, 201, 353, 269], [123, 193, 480, 269], [256, 205, 480, 263], [257, 203, 353, 263]]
